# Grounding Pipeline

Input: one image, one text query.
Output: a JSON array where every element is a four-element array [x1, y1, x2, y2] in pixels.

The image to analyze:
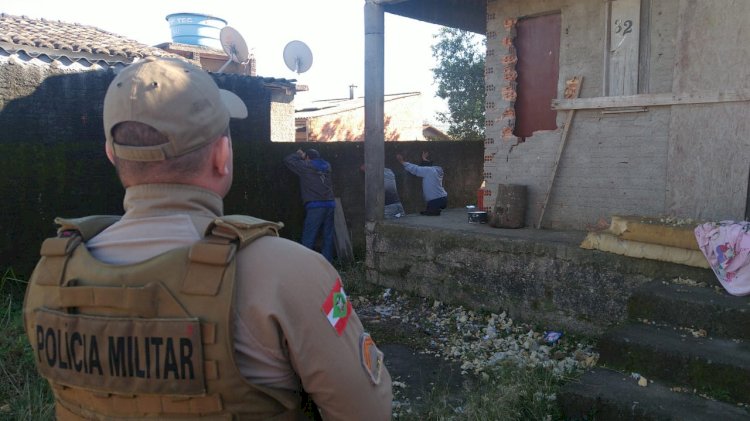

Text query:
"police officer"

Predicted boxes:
[[23, 57, 392, 420]]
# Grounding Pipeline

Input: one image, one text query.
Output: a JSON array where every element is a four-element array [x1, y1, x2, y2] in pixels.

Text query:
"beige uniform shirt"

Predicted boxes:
[[87, 184, 393, 420]]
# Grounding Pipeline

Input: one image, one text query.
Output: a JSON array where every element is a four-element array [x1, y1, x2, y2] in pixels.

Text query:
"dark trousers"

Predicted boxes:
[[424, 196, 448, 214], [302, 207, 335, 262]]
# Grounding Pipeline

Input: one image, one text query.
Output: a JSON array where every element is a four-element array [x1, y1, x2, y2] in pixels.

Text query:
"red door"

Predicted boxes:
[[513, 13, 561, 140]]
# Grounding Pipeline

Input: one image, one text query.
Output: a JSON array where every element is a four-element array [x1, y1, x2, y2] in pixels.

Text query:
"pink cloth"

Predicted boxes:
[[695, 221, 750, 296]]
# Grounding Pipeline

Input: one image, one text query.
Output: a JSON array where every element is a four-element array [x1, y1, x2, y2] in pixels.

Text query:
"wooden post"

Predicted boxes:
[[333, 198, 354, 264], [364, 1, 385, 223], [537, 76, 582, 229]]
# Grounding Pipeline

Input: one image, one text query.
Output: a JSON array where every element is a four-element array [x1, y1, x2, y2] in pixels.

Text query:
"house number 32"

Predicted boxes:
[[614, 19, 634, 35]]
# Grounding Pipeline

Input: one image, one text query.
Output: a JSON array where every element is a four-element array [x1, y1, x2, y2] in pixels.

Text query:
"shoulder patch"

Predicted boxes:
[[360, 333, 384, 385], [321, 278, 352, 336]]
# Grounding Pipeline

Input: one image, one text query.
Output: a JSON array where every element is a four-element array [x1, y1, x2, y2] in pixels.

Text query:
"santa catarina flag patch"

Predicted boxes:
[[322, 278, 353, 335]]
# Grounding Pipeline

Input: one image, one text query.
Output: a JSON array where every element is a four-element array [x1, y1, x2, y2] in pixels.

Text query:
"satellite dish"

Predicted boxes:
[[283, 40, 313, 74], [218, 26, 250, 73]]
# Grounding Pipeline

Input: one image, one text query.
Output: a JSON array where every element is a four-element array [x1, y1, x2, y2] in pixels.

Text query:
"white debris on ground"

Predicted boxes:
[[667, 277, 707, 288], [350, 287, 599, 415], [632, 372, 649, 387], [667, 276, 727, 294]]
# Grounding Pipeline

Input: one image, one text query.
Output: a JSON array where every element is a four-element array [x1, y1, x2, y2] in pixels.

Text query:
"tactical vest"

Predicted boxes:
[[24, 214, 305, 420]]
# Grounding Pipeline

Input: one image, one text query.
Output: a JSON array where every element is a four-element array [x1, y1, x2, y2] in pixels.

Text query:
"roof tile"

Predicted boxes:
[[0, 12, 173, 61]]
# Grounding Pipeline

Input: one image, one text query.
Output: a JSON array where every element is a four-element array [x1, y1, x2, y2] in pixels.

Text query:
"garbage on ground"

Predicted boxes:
[[630, 372, 649, 386], [543, 331, 563, 345]]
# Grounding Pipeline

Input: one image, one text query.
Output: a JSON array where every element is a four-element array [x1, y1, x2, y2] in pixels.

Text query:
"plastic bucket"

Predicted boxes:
[[166, 13, 227, 50], [468, 211, 489, 224]]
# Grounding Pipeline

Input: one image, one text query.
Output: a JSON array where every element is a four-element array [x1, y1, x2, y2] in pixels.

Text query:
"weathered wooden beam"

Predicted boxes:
[[333, 198, 354, 264], [552, 90, 750, 110], [538, 76, 582, 229]]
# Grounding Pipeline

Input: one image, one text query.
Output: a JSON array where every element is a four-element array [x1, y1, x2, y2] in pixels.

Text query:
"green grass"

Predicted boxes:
[[394, 363, 574, 421], [0, 268, 54, 420]]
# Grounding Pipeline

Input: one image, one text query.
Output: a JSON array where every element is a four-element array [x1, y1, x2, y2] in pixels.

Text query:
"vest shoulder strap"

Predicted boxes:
[[206, 215, 284, 248], [54, 215, 121, 241]]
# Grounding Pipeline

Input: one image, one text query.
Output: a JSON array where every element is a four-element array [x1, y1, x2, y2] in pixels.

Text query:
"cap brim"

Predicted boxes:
[[220, 89, 248, 119]]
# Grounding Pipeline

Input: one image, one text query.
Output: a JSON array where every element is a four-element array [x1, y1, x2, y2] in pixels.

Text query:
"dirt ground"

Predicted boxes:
[[357, 307, 467, 415]]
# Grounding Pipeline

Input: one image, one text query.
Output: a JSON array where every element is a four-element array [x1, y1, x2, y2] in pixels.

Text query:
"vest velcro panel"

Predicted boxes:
[[57, 283, 162, 317], [208, 215, 283, 248], [182, 240, 235, 296], [35, 236, 82, 286]]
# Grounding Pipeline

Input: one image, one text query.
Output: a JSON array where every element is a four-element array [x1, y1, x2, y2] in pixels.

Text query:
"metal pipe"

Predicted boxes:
[[364, 1, 385, 223]]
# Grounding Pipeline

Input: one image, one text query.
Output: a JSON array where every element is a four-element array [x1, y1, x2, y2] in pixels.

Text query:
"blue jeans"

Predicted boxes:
[[302, 206, 335, 262]]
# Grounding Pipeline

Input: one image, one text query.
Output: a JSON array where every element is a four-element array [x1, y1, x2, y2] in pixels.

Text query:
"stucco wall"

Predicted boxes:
[[0, 66, 482, 276], [665, 1, 750, 220], [269, 89, 296, 142], [488, 108, 671, 229], [646, 0, 680, 93], [483, 0, 750, 229]]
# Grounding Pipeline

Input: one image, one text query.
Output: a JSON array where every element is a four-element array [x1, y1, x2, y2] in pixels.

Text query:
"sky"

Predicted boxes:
[[3, 0, 449, 125]]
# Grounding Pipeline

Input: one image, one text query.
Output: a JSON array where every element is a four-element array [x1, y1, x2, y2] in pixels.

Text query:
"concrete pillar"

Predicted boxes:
[[364, 1, 385, 223]]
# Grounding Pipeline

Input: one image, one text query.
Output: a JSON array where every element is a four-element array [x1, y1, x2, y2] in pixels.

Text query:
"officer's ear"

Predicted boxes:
[[105, 141, 115, 166], [213, 135, 231, 176]]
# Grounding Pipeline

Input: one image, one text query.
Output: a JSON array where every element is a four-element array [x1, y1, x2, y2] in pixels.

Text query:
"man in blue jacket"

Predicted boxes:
[[397, 151, 448, 216], [284, 148, 336, 261]]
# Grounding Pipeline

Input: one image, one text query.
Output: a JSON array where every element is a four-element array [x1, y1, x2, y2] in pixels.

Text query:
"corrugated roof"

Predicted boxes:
[[0, 13, 174, 63], [296, 92, 421, 119], [381, 0, 485, 34]]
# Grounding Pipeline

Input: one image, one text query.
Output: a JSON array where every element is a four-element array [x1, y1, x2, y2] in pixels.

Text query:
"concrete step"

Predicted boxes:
[[559, 367, 750, 421], [598, 323, 750, 404], [629, 281, 750, 340]]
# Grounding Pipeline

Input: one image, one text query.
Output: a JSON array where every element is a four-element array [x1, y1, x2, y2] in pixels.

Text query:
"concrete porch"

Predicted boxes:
[[365, 208, 717, 336]]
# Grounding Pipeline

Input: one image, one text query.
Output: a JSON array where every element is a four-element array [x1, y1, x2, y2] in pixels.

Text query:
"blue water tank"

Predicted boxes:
[[166, 13, 227, 50]]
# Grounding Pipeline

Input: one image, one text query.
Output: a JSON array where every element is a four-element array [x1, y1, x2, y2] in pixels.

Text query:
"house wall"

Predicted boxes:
[[0, 66, 482, 276], [383, 94, 425, 140], [306, 106, 366, 141], [484, 0, 749, 229], [269, 89, 296, 142], [303, 95, 425, 141], [665, 1, 750, 220]]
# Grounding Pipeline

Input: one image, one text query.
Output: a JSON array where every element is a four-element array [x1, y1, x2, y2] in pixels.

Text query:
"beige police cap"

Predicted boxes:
[[103, 56, 248, 161]]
